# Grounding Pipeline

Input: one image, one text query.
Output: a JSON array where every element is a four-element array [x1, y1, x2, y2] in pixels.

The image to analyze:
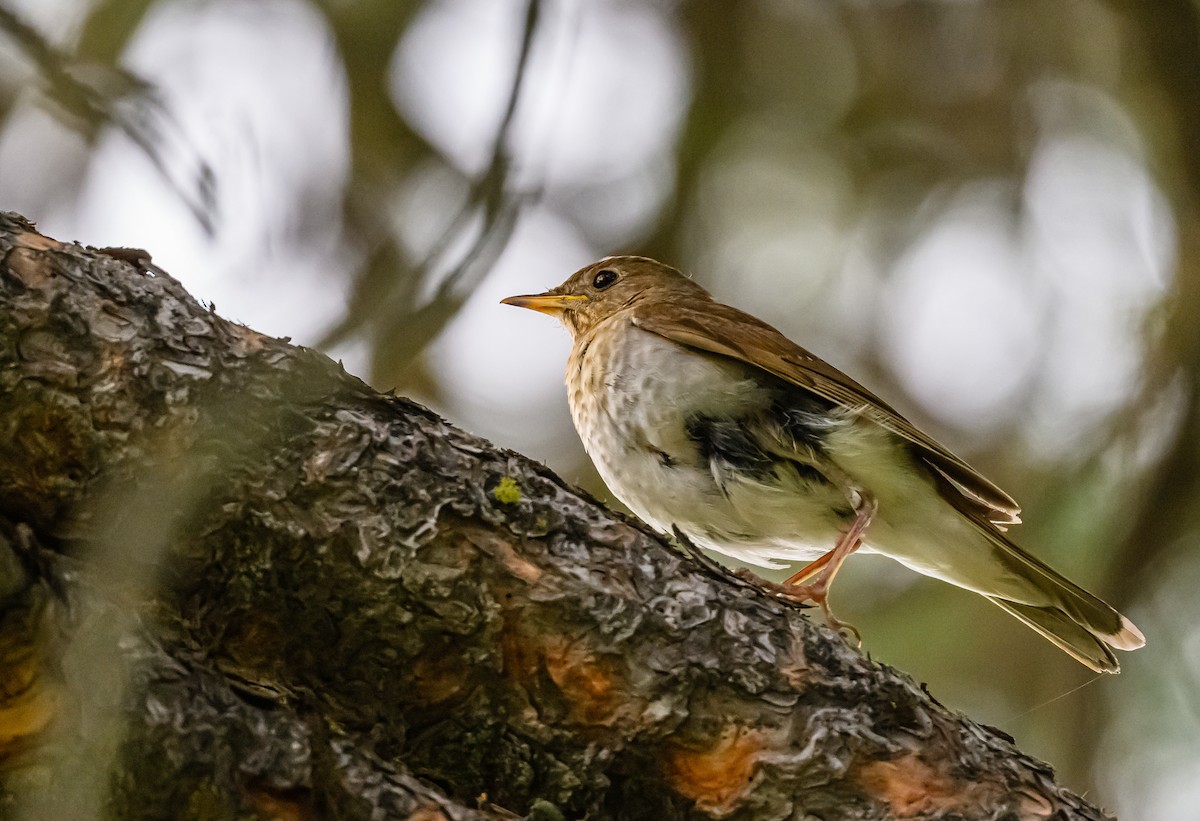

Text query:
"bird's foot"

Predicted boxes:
[[740, 572, 861, 645], [669, 528, 859, 643], [819, 604, 862, 647], [791, 585, 862, 646], [731, 568, 813, 609]]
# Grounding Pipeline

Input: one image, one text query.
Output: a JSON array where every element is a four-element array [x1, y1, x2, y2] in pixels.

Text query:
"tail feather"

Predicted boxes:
[[988, 597, 1122, 673], [971, 527, 1144, 672], [990, 531, 1124, 632], [1107, 613, 1147, 651]]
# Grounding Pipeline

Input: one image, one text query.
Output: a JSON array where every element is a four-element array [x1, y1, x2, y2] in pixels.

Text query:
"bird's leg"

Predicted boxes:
[[780, 482, 878, 642], [782, 549, 834, 587]]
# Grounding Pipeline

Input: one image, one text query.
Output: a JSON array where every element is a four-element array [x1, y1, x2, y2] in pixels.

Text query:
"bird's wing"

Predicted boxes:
[[631, 300, 1021, 526]]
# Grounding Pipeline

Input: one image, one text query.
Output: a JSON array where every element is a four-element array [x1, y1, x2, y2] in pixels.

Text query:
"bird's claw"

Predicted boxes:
[[826, 613, 862, 647], [733, 569, 814, 609], [756, 576, 863, 645], [671, 530, 859, 642]]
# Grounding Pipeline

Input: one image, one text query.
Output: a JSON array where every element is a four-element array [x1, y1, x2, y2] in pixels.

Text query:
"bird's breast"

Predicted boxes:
[[564, 320, 845, 566], [567, 321, 768, 466]]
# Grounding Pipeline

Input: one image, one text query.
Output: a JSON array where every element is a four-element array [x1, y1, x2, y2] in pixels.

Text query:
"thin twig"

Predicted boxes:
[[0, 6, 217, 233], [319, 0, 545, 360]]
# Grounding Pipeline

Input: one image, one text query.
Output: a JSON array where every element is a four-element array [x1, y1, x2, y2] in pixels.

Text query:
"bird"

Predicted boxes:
[[501, 256, 1145, 673]]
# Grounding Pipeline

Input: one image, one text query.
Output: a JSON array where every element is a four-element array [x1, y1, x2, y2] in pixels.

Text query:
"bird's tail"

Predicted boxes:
[[986, 597, 1138, 673], [984, 532, 1145, 673]]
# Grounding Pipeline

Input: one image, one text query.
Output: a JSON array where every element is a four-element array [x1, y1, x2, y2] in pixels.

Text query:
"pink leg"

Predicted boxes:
[[781, 492, 877, 642]]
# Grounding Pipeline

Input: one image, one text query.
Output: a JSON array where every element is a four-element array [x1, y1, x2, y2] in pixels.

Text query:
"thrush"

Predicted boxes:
[[502, 256, 1145, 673]]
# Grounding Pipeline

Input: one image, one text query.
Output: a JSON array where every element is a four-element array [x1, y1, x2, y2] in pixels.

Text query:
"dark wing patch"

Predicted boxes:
[[631, 299, 1021, 527], [685, 414, 775, 488]]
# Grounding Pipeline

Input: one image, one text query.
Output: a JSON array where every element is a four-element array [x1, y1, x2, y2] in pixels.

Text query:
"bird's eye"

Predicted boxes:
[[592, 269, 618, 290]]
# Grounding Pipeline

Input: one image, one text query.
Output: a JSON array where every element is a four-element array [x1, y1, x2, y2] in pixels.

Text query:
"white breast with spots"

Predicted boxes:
[[566, 318, 847, 568]]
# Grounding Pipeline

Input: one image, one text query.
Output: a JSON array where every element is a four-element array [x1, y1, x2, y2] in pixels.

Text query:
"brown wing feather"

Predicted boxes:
[[630, 299, 1021, 526]]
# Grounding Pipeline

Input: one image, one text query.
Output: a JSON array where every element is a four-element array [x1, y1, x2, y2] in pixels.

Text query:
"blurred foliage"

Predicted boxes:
[[2, 0, 1200, 816]]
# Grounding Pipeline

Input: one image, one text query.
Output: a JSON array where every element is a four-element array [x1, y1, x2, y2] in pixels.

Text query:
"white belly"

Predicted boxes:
[[567, 322, 846, 568]]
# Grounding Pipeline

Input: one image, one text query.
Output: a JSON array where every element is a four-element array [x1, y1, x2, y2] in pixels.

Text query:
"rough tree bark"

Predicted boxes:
[[0, 213, 1111, 820]]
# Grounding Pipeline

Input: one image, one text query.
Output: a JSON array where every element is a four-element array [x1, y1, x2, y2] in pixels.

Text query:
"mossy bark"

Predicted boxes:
[[0, 213, 1111, 819]]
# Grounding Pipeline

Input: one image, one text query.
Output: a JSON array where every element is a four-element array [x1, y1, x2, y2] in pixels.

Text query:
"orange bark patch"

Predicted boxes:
[[777, 633, 811, 690], [489, 539, 543, 585], [227, 322, 272, 355], [541, 636, 618, 725], [406, 807, 451, 821], [463, 528, 543, 585], [5, 246, 55, 290], [410, 651, 469, 705], [12, 229, 60, 252], [664, 726, 765, 814], [502, 620, 624, 727], [1016, 789, 1056, 819], [855, 753, 988, 816], [6, 228, 61, 290], [0, 645, 58, 763], [244, 785, 316, 821]]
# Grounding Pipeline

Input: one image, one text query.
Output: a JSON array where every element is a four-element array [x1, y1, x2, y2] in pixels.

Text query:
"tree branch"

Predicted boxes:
[[0, 213, 1111, 819]]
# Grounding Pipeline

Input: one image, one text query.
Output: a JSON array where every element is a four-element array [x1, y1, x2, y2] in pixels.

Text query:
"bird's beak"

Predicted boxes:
[[500, 292, 588, 315]]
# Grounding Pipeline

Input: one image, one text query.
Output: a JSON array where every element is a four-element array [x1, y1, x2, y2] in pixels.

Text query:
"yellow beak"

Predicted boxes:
[[500, 292, 588, 315]]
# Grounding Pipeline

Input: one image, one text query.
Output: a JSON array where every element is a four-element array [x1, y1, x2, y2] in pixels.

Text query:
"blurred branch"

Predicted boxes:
[[0, 213, 1121, 819], [75, 0, 157, 65], [0, 5, 217, 233], [639, 2, 744, 263], [320, 0, 543, 382], [1105, 0, 1200, 593]]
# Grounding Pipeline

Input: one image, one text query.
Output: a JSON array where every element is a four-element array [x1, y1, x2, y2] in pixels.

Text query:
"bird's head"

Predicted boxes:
[[501, 256, 709, 337]]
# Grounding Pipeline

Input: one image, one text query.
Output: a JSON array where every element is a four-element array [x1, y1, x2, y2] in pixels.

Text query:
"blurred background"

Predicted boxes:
[[1, 0, 1196, 816]]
